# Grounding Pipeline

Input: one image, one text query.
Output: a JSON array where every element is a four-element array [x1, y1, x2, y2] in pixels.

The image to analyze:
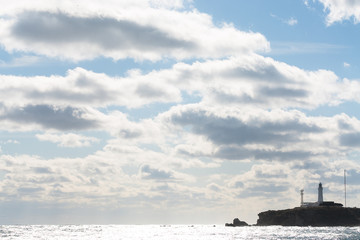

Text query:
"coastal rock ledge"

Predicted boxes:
[[257, 207, 360, 226], [225, 218, 249, 227]]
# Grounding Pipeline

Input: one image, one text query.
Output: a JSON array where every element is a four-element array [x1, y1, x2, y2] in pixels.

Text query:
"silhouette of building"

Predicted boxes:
[[300, 183, 343, 208], [318, 182, 323, 203]]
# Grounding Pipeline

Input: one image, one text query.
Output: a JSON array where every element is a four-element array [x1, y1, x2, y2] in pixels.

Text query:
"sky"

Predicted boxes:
[[0, 0, 360, 225]]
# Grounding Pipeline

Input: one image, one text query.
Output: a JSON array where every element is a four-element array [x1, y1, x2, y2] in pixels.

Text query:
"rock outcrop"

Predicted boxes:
[[225, 218, 248, 227], [257, 207, 360, 226]]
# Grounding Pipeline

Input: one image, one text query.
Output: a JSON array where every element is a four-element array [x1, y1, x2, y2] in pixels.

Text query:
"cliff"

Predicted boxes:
[[257, 207, 360, 226]]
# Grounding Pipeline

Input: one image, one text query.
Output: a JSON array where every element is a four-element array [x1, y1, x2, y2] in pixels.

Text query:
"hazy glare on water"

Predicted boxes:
[[1, 225, 360, 239]]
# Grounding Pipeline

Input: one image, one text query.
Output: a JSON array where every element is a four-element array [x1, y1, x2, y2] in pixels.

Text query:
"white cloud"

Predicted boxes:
[[0, 0, 360, 225], [270, 42, 345, 55], [287, 17, 298, 26], [304, 0, 316, 10], [270, 14, 298, 26], [0, 0, 189, 14], [344, 62, 351, 67], [0, 1, 269, 61], [1, 54, 360, 135], [0, 146, 357, 224], [159, 104, 360, 164], [318, 0, 360, 25], [0, 67, 182, 109], [0, 105, 103, 131], [133, 54, 359, 109], [149, 0, 190, 9], [36, 132, 99, 147], [1, 140, 19, 144], [0, 55, 41, 68]]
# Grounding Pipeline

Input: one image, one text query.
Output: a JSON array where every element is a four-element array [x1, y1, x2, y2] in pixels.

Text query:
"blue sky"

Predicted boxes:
[[0, 0, 360, 224]]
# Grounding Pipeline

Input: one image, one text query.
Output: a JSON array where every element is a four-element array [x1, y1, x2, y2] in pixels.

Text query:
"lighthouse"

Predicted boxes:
[[300, 182, 342, 207], [318, 182, 323, 204]]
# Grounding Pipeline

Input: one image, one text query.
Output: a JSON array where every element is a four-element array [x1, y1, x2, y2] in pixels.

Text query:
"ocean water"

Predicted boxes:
[[1, 225, 360, 239]]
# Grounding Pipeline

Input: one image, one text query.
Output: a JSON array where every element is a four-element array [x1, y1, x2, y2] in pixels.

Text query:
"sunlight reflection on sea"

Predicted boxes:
[[1, 225, 360, 239]]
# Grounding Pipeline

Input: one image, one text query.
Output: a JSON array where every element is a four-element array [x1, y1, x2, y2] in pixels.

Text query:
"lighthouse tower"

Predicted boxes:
[[318, 182, 323, 204]]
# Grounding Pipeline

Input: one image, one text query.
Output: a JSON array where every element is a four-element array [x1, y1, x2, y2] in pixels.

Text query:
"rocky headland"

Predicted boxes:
[[225, 218, 249, 227], [257, 207, 360, 226]]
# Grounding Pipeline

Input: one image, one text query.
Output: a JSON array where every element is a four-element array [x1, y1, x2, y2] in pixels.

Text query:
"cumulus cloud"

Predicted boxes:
[[140, 165, 173, 180], [318, 0, 360, 25], [0, 1, 269, 61], [225, 159, 357, 209], [8, 11, 194, 60], [131, 54, 360, 109], [168, 106, 323, 146], [1, 54, 359, 163], [4, 53, 357, 113], [0, 67, 182, 109], [159, 104, 360, 163], [0, 105, 100, 131], [36, 132, 99, 147], [1, 0, 360, 225], [340, 133, 360, 147]]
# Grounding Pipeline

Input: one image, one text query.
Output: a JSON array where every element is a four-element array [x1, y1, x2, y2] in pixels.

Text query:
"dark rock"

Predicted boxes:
[[225, 218, 248, 227], [257, 207, 360, 226]]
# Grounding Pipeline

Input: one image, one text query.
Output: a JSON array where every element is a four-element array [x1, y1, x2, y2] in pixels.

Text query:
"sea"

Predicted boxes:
[[1, 225, 360, 239]]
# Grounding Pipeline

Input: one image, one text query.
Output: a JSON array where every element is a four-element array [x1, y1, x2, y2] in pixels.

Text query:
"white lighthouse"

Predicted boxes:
[[301, 182, 342, 207], [318, 182, 323, 204]]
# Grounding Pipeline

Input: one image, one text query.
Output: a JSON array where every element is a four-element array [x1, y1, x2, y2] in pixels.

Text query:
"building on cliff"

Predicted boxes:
[[300, 182, 343, 208]]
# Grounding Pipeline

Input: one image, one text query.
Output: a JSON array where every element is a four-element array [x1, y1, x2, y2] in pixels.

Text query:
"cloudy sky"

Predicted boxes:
[[0, 0, 360, 224]]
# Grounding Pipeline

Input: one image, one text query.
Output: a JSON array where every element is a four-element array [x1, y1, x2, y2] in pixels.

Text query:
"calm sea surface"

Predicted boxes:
[[1, 225, 360, 239]]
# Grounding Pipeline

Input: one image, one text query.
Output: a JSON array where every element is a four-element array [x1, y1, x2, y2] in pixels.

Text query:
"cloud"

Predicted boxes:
[[344, 62, 351, 68], [134, 54, 360, 109], [36, 132, 99, 147], [270, 14, 298, 26], [168, 106, 323, 146], [10, 11, 194, 59], [3, 53, 357, 113], [287, 17, 298, 26], [0, 53, 360, 168], [140, 165, 174, 180], [270, 42, 345, 55], [226, 159, 358, 207], [0, 67, 182, 109], [0, 0, 189, 13], [1, 0, 360, 226], [318, 0, 360, 25], [0, 140, 19, 144], [159, 104, 360, 163], [0, 55, 41, 68], [32, 167, 53, 174], [214, 146, 315, 162], [0, 105, 100, 131], [0, 2, 269, 61], [339, 133, 360, 147]]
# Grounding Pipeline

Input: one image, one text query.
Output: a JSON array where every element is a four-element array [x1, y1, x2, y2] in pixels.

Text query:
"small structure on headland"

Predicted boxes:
[[256, 182, 360, 226], [300, 182, 342, 207], [227, 182, 360, 227]]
